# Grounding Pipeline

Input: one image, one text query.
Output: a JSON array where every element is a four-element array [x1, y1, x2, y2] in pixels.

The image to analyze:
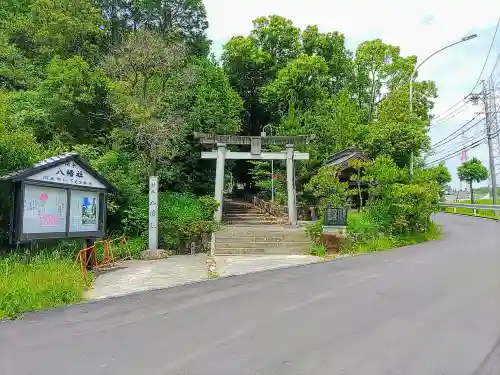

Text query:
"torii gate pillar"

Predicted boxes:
[[286, 144, 297, 226], [214, 143, 226, 222]]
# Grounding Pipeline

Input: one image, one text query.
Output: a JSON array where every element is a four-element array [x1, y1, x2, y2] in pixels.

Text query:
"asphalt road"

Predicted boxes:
[[2, 213, 500, 375]]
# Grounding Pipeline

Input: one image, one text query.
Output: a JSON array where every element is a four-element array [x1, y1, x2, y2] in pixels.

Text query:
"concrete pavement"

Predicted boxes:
[[1, 213, 500, 374], [86, 254, 208, 300], [215, 254, 321, 276]]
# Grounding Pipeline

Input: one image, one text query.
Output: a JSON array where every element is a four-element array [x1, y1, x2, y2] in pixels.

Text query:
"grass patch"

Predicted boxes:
[[126, 237, 147, 259], [207, 270, 220, 279], [310, 246, 326, 257], [342, 221, 442, 254], [444, 200, 499, 220], [305, 210, 442, 257], [0, 252, 91, 319]]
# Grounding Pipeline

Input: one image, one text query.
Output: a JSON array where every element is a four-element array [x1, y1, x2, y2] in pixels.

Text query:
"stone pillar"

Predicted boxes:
[[214, 143, 226, 223], [148, 176, 159, 250], [286, 144, 297, 226]]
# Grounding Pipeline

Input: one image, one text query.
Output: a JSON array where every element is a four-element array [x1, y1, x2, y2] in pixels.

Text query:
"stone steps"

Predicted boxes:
[[216, 198, 310, 255], [216, 247, 309, 255], [222, 220, 282, 225]]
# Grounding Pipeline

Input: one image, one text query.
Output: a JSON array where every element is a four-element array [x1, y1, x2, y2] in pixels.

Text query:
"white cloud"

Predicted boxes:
[[204, 0, 500, 187]]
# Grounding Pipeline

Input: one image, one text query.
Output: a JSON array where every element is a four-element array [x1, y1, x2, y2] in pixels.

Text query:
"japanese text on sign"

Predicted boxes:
[[148, 176, 159, 250], [27, 161, 106, 188], [324, 205, 347, 227]]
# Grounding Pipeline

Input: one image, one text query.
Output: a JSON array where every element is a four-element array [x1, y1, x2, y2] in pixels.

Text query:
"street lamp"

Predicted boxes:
[[409, 33, 478, 176], [262, 124, 276, 202]]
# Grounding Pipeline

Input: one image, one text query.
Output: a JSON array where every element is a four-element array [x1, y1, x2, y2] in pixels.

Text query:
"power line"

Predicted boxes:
[[429, 120, 485, 155], [426, 135, 486, 165], [431, 102, 470, 126], [488, 49, 500, 82], [430, 17, 500, 121], [431, 99, 468, 124], [426, 112, 500, 165], [426, 128, 485, 162], [427, 126, 486, 157], [472, 17, 500, 90], [430, 114, 482, 149]]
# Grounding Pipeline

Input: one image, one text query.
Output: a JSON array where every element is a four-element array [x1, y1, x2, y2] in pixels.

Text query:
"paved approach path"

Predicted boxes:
[[2, 213, 500, 375]]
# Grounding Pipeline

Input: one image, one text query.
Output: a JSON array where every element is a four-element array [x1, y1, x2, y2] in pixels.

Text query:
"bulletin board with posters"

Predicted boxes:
[[1, 153, 115, 244]]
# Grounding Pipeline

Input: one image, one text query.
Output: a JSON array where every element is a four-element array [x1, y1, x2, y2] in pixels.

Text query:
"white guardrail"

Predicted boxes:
[[439, 202, 500, 216]]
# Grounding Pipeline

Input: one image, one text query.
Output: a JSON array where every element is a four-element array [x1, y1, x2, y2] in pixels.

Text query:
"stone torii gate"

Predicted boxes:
[[195, 132, 313, 226]]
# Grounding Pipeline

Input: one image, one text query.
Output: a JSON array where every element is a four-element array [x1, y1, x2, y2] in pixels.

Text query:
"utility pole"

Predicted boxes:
[[488, 78, 500, 174], [483, 80, 498, 205]]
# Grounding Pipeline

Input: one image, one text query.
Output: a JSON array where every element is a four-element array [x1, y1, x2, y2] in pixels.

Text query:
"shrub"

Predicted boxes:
[[305, 219, 323, 246], [347, 210, 379, 236], [158, 192, 218, 250], [364, 156, 441, 234], [305, 165, 349, 213], [310, 246, 326, 257], [121, 192, 218, 251]]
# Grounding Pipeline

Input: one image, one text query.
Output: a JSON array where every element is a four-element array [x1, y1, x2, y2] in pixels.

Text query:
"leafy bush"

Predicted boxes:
[[121, 192, 218, 251], [305, 165, 349, 213], [158, 193, 218, 249], [310, 246, 326, 257], [305, 219, 323, 246], [127, 237, 148, 257], [364, 156, 440, 234], [347, 210, 379, 236]]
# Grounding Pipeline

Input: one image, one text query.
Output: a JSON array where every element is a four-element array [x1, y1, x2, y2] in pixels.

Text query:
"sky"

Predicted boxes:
[[203, 0, 500, 188]]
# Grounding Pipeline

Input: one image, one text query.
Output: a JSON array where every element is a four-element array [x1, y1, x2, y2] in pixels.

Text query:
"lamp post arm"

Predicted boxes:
[[409, 35, 477, 113], [408, 34, 477, 177]]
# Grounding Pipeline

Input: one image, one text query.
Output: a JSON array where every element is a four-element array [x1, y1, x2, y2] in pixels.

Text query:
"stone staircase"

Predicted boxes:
[[215, 199, 311, 255]]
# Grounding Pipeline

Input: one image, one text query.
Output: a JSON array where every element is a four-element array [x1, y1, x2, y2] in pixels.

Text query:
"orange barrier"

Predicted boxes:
[[75, 237, 131, 279], [107, 236, 132, 262]]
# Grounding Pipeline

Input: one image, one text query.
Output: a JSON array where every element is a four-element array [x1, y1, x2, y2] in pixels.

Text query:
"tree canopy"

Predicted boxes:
[[0, 4, 448, 243]]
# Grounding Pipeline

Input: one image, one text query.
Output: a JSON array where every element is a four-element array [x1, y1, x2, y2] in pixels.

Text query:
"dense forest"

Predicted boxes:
[[0, 0, 450, 248]]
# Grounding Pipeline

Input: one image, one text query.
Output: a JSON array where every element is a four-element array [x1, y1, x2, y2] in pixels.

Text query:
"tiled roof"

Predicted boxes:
[[0, 152, 78, 181], [0, 152, 116, 191], [323, 148, 369, 169]]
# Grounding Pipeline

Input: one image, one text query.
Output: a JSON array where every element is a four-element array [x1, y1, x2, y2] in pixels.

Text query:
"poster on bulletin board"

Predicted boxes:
[[70, 190, 100, 232], [22, 185, 67, 234]]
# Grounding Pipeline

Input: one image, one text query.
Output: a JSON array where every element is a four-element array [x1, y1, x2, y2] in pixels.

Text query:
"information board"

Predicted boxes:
[[324, 205, 348, 227], [22, 185, 67, 234], [70, 190, 100, 232]]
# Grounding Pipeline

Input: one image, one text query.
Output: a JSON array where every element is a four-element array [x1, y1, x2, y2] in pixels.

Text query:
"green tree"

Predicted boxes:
[[302, 25, 352, 94], [305, 166, 349, 213], [251, 15, 302, 70], [352, 39, 416, 122], [348, 159, 369, 210], [2, 0, 106, 64], [98, 0, 210, 55], [9, 56, 112, 145], [260, 55, 330, 120], [457, 157, 488, 203], [415, 163, 451, 200], [105, 30, 186, 100]]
